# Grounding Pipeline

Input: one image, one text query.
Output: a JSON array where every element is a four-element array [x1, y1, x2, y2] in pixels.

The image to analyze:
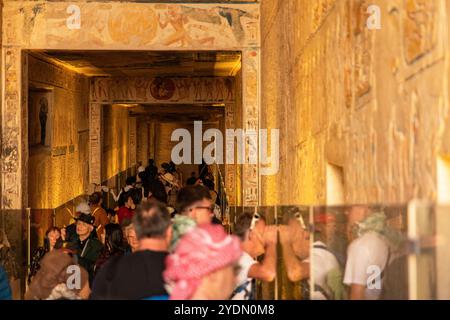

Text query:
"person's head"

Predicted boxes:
[[44, 227, 62, 251], [124, 191, 137, 210], [176, 185, 213, 224], [148, 159, 155, 167], [106, 208, 116, 222], [89, 192, 103, 206], [26, 249, 89, 300], [75, 213, 95, 239], [124, 223, 139, 252], [126, 176, 136, 187], [234, 212, 266, 258], [132, 201, 172, 250], [130, 188, 142, 206], [313, 212, 338, 244], [203, 179, 215, 192], [104, 224, 125, 253], [282, 210, 310, 259], [164, 224, 242, 300], [346, 205, 370, 241]]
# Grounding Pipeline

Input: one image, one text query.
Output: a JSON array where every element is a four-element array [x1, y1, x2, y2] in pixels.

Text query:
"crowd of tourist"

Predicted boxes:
[[0, 159, 407, 300]]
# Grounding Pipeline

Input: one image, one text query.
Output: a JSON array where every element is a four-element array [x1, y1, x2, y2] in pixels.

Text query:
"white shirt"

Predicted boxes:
[[232, 252, 257, 300], [344, 231, 390, 300], [310, 242, 340, 300]]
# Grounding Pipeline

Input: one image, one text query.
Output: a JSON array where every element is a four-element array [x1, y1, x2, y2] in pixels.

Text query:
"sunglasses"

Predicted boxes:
[[250, 213, 261, 231]]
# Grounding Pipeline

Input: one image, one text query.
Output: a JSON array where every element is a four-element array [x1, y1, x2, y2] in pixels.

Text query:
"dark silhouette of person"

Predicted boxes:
[[39, 97, 48, 145]]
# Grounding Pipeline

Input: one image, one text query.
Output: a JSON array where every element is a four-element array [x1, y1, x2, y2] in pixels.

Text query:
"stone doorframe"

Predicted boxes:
[[1, 1, 260, 209]]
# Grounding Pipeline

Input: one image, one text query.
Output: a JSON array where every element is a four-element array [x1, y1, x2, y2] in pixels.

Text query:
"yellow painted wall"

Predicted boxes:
[[260, 0, 450, 205], [28, 56, 90, 209]]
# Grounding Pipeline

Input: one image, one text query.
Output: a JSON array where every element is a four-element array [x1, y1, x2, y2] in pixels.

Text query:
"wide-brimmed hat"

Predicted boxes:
[[75, 213, 95, 226]]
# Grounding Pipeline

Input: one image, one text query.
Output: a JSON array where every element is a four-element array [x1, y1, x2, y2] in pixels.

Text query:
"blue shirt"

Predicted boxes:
[[0, 265, 12, 300]]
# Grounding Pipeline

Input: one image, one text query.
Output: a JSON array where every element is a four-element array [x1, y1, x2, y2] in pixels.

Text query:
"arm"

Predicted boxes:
[[280, 240, 309, 282], [349, 284, 365, 300], [279, 225, 309, 282], [248, 243, 276, 282], [248, 226, 278, 282]]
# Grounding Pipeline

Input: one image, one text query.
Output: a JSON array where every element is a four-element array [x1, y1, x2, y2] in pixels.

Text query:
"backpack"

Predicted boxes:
[[300, 244, 347, 300], [380, 252, 408, 300]]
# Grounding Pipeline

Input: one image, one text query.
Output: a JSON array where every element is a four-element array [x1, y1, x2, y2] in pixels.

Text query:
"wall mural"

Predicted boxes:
[[4, 2, 259, 50], [90, 76, 235, 103], [28, 91, 53, 148]]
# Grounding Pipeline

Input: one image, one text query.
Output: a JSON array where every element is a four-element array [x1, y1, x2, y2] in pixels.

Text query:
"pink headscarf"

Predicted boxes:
[[164, 224, 242, 300]]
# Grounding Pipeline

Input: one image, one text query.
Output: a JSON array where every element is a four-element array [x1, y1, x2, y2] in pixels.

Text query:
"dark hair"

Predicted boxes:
[[44, 227, 62, 251], [132, 202, 171, 240], [203, 179, 215, 191], [234, 212, 266, 241], [176, 185, 211, 213], [126, 176, 136, 186], [104, 224, 125, 253], [89, 192, 103, 205], [106, 208, 116, 217], [130, 188, 143, 205]]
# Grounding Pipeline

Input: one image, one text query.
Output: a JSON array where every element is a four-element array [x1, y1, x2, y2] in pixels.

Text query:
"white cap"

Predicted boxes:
[[76, 202, 91, 214]]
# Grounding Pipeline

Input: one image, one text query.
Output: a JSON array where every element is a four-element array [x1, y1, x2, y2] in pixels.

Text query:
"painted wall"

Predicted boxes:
[[260, 0, 450, 206], [101, 105, 133, 182], [28, 55, 90, 209]]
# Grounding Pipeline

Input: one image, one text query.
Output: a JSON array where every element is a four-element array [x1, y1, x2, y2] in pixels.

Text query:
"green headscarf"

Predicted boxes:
[[170, 214, 196, 252]]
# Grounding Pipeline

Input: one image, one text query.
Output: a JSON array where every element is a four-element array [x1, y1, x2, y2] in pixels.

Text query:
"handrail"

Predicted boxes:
[[214, 162, 230, 232]]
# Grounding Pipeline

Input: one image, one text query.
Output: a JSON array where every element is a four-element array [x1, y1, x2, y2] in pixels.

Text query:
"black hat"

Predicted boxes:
[[75, 213, 95, 226]]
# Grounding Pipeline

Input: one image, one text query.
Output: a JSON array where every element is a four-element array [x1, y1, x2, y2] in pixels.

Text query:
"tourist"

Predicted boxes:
[[106, 208, 118, 224], [90, 202, 172, 300], [94, 224, 127, 275], [145, 159, 158, 180], [66, 213, 104, 285], [25, 249, 90, 300], [110, 176, 136, 203], [280, 210, 345, 300], [164, 224, 242, 300], [0, 229, 19, 298], [0, 264, 12, 300], [117, 191, 137, 225], [28, 226, 63, 285], [64, 201, 92, 244], [232, 212, 277, 300], [124, 223, 140, 253], [343, 206, 391, 300], [89, 192, 109, 239], [176, 185, 215, 225], [186, 172, 197, 186]]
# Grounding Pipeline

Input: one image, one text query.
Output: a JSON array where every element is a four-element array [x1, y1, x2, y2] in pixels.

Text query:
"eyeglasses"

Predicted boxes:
[[191, 205, 215, 212]]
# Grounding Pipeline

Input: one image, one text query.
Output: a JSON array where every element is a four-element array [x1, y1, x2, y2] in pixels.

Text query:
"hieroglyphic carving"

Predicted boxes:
[[404, 0, 436, 64], [90, 77, 235, 104], [128, 118, 137, 167], [242, 49, 259, 206], [89, 103, 102, 184], [2, 47, 22, 209], [344, 0, 374, 109], [225, 103, 236, 205]]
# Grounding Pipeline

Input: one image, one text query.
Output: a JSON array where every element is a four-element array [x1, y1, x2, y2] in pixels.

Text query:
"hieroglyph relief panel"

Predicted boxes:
[[242, 49, 259, 206], [90, 77, 235, 104], [3, 2, 260, 50]]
